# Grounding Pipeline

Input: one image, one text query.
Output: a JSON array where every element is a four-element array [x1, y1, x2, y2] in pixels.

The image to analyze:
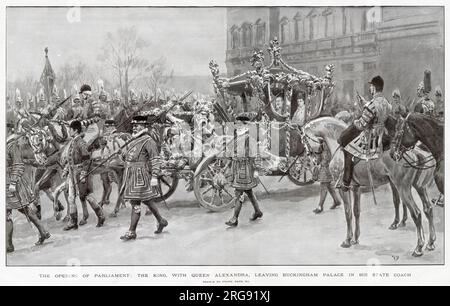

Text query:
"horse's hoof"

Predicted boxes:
[[426, 243, 436, 251], [341, 240, 352, 248], [399, 221, 407, 227], [412, 250, 423, 257], [110, 212, 118, 218], [62, 216, 70, 222], [389, 222, 399, 230], [351, 240, 359, 245], [55, 212, 62, 221], [79, 219, 88, 226]]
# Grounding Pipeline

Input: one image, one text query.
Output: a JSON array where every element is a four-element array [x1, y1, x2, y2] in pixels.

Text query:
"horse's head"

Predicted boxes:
[[390, 113, 417, 161], [26, 129, 50, 165]]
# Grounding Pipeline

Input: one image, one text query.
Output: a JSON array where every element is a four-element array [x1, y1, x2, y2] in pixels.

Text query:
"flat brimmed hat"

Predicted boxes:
[[368, 76, 384, 89], [131, 115, 148, 125], [235, 111, 257, 122], [105, 119, 116, 126]]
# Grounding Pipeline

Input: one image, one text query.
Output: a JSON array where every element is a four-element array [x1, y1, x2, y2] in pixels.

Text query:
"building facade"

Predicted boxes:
[[225, 7, 444, 108]]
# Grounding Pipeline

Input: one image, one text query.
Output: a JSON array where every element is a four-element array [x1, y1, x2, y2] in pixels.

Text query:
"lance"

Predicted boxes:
[[116, 90, 193, 131]]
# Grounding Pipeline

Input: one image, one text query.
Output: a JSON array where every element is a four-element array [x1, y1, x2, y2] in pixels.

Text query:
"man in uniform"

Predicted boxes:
[[338, 76, 392, 191], [435, 86, 444, 120], [225, 112, 263, 227], [42, 86, 67, 120], [7, 134, 50, 252], [119, 115, 168, 240], [61, 120, 106, 230], [414, 70, 435, 116], [66, 93, 84, 121], [114, 89, 140, 134]]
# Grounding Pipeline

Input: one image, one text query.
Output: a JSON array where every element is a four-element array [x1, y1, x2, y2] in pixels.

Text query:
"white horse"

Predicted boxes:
[[303, 116, 436, 257]]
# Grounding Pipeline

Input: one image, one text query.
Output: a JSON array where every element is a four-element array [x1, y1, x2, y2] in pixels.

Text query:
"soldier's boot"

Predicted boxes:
[[226, 198, 243, 227], [86, 196, 105, 227], [94, 207, 106, 228], [146, 202, 168, 234], [63, 214, 79, 231], [120, 206, 140, 241], [248, 190, 263, 221], [341, 152, 354, 192], [6, 219, 14, 253]]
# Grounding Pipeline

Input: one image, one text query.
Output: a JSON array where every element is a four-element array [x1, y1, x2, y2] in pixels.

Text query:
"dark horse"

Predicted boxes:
[[391, 113, 444, 206]]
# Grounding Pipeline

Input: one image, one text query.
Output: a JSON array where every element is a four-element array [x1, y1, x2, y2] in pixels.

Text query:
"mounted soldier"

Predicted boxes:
[[119, 115, 168, 241], [414, 70, 435, 117], [338, 75, 392, 192], [434, 86, 444, 121]]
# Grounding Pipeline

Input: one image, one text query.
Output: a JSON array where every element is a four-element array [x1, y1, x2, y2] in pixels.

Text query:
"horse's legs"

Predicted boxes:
[[313, 182, 328, 214], [6, 209, 14, 253], [400, 187, 425, 257], [352, 186, 361, 245], [415, 186, 436, 251], [63, 190, 70, 222], [434, 161, 444, 195], [100, 172, 112, 206], [388, 178, 401, 230], [340, 190, 353, 248]]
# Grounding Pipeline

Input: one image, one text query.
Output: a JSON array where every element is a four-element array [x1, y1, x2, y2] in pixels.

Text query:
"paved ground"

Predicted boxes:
[[7, 176, 444, 266]]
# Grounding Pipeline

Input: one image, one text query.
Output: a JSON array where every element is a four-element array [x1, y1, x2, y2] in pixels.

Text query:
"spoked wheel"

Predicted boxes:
[[154, 174, 179, 203], [287, 155, 315, 186], [194, 156, 235, 212]]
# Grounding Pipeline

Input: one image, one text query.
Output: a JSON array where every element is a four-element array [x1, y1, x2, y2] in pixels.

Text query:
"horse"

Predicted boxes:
[[390, 113, 444, 203], [303, 116, 436, 257]]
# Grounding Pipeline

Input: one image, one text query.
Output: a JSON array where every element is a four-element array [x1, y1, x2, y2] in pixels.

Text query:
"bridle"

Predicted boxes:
[[392, 113, 439, 170], [392, 113, 414, 161]]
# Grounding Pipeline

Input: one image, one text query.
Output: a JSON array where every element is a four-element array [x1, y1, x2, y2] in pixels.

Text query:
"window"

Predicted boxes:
[[363, 62, 376, 71], [280, 18, 289, 44], [294, 13, 302, 41], [255, 19, 265, 45], [230, 26, 239, 49], [342, 63, 354, 72], [242, 23, 252, 47]]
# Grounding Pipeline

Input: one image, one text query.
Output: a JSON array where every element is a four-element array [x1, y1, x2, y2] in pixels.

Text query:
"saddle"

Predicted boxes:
[[344, 126, 385, 161]]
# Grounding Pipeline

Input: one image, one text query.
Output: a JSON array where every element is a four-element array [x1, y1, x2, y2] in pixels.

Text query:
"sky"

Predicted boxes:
[[6, 7, 227, 81]]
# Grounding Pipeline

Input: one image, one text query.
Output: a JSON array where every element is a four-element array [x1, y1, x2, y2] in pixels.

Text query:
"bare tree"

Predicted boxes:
[[143, 56, 174, 101], [99, 25, 152, 102]]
